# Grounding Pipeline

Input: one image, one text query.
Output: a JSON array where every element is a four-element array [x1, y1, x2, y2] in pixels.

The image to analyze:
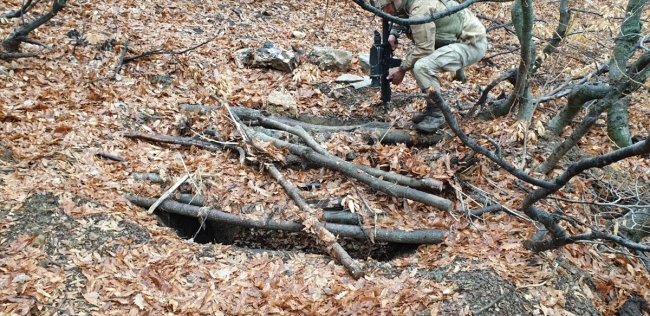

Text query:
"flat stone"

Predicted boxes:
[[335, 74, 365, 83], [350, 77, 372, 89]]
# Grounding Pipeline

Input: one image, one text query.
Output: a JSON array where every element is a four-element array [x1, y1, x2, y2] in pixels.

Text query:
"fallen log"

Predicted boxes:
[[323, 210, 361, 225], [180, 104, 447, 147], [178, 194, 360, 224], [125, 194, 447, 244]]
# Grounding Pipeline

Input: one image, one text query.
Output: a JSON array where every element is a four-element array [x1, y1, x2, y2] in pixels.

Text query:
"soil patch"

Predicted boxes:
[[0, 193, 150, 314]]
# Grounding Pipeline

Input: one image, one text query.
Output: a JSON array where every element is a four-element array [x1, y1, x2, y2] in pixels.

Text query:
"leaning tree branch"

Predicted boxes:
[[2, 0, 66, 53], [349, 0, 513, 26], [124, 194, 448, 244], [123, 33, 220, 63], [266, 163, 364, 279], [429, 89, 554, 189]]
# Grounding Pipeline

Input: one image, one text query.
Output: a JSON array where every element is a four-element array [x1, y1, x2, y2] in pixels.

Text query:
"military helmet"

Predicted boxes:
[[369, 0, 393, 9]]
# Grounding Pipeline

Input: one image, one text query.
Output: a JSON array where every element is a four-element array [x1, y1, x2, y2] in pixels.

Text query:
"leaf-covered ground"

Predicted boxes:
[[1, 0, 649, 315]]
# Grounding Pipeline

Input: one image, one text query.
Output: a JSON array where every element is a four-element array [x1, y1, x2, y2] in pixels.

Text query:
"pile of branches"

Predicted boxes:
[[125, 104, 457, 278]]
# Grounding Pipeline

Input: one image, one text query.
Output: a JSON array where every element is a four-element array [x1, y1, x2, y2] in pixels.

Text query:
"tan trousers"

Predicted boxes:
[[412, 37, 487, 92]]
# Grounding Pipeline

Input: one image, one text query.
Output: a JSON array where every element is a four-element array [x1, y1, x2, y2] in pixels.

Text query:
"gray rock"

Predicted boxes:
[[335, 74, 365, 83], [267, 90, 298, 118], [308, 47, 352, 72], [246, 41, 298, 72], [358, 53, 370, 74], [350, 77, 372, 89], [233, 48, 253, 68]]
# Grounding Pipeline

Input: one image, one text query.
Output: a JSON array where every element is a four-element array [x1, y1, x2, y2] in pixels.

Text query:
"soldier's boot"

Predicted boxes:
[[411, 97, 442, 124]]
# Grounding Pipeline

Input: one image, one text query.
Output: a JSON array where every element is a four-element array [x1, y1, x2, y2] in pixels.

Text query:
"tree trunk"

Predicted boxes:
[[603, 0, 645, 147], [475, 0, 535, 120], [511, 0, 535, 120], [608, 0, 645, 83], [607, 96, 632, 148]]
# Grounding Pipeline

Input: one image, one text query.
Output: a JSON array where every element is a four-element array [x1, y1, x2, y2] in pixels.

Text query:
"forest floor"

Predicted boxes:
[[1, 0, 649, 315]]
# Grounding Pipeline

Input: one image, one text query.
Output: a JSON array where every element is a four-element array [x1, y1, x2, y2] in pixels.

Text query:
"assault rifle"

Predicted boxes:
[[369, 18, 402, 112]]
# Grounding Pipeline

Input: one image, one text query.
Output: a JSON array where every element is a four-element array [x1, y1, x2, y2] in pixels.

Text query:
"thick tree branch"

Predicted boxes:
[[0, 52, 40, 59], [546, 85, 611, 135]]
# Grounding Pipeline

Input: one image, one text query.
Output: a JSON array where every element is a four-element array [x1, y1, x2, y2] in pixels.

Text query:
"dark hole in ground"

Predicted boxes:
[[155, 210, 420, 261]]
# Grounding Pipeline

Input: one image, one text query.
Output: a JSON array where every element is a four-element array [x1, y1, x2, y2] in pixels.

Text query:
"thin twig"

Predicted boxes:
[[123, 33, 219, 63], [481, 134, 502, 159], [147, 174, 190, 214], [115, 40, 128, 76], [473, 290, 510, 314], [95, 153, 125, 162]]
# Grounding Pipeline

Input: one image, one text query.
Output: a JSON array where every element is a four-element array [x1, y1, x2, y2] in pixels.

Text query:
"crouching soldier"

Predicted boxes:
[[371, 0, 487, 132]]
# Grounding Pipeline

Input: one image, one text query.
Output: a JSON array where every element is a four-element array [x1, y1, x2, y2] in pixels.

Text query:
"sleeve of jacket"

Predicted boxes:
[[400, 2, 437, 71]]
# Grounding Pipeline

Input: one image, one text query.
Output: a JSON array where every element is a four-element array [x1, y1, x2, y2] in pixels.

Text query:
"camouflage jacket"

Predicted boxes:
[[392, 0, 486, 71]]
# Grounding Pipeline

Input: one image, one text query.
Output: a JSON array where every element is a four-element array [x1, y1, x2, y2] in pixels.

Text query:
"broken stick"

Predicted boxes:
[[266, 163, 364, 279], [147, 174, 189, 214]]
